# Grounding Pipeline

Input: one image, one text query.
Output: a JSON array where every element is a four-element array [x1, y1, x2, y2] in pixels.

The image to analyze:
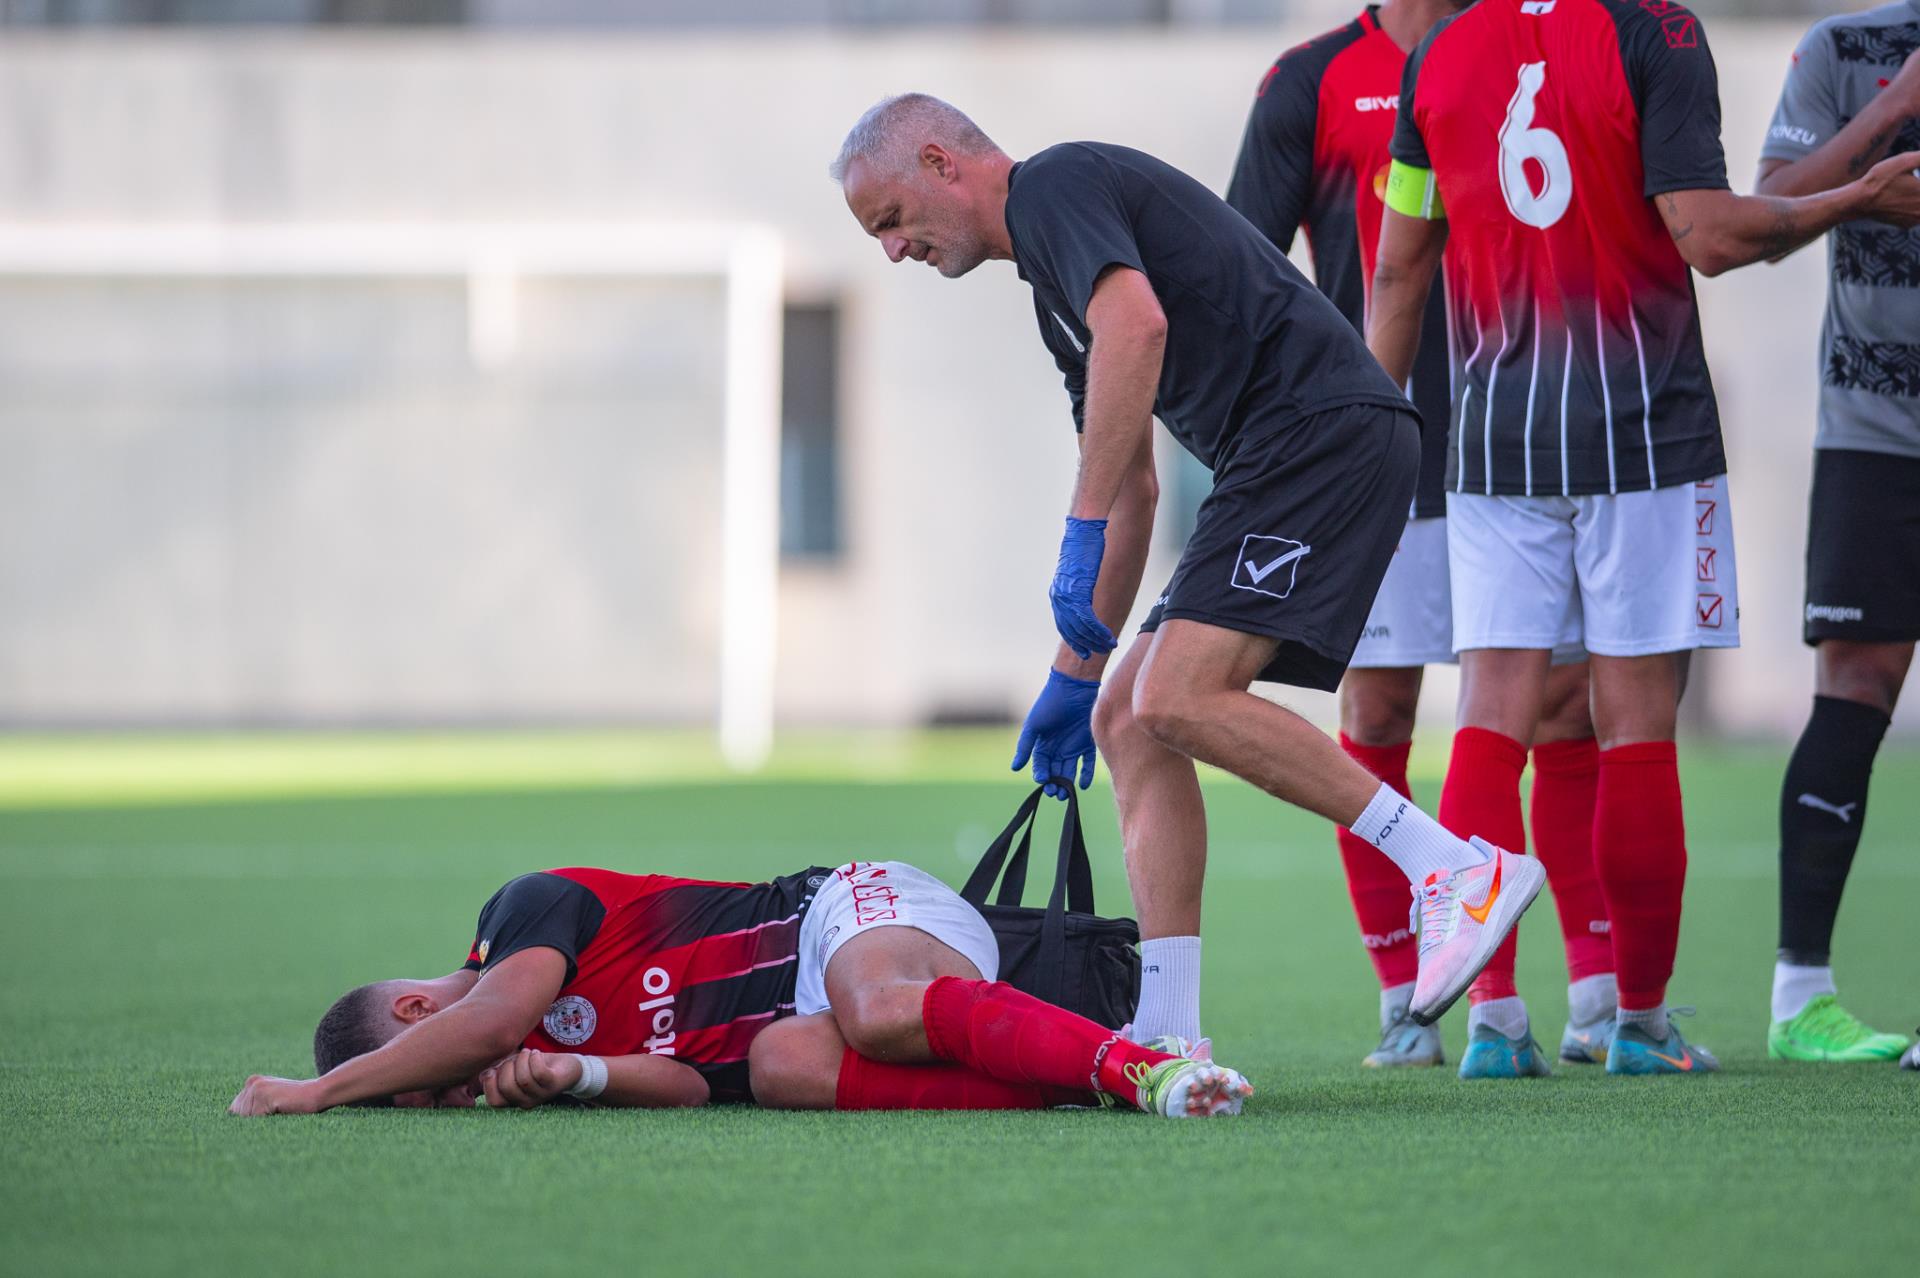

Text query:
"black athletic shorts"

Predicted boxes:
[[1804, 448, 1920, 645], [1140, 403, 1420, 691]]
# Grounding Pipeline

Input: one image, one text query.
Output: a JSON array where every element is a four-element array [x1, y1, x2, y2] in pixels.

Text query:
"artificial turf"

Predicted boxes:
[[2, 731, 1915, 1277]]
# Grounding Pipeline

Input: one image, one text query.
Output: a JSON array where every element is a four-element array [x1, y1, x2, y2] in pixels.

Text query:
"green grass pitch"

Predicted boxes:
[[2, 731, 1916, 1277]]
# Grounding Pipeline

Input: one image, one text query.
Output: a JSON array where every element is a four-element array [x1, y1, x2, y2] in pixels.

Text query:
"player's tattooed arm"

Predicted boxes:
[[1659, 194, 1695, 244], [1658, 154, 1920, 276], [1758, 48, 1920, 201]]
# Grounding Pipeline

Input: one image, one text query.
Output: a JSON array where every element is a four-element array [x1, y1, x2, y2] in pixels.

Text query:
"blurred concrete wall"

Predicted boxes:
[[0, 23, 1908, 737]]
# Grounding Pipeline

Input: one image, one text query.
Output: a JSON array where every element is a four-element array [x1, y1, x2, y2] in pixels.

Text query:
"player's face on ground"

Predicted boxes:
[[364, 978, 482, 1107], [842, 150, 992, 278]]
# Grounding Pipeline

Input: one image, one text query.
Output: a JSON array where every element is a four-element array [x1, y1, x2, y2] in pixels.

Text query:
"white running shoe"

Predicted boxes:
[[1407, 838, 1546, 1026]]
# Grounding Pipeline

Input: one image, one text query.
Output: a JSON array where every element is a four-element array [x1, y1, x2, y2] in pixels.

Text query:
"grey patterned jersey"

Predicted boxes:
[[1761, 1, 1920, 459]]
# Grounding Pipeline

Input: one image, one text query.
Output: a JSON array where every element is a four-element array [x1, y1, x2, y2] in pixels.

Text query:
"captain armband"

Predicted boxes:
[[1384, 161, 1446, 220]]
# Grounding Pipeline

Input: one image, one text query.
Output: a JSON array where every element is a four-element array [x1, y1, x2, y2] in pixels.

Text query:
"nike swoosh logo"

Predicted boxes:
[[1461, 854, 1503, 925], [1648, 1046, 1695, 1071], [1244, 544, 1311, 584]]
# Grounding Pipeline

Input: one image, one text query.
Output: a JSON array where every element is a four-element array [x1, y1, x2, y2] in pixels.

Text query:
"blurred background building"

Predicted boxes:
[[0, 0, 1909, 749]]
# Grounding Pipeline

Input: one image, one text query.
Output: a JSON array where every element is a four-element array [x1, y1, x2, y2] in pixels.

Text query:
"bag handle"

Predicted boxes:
[[1048, 783, 1097, 917], [960, 784, 1044, 906], [961, 781, 1097, 916]]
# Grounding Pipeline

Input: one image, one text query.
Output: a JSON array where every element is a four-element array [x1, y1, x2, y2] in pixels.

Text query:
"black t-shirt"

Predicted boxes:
[[1006, 141, 1413, 471]]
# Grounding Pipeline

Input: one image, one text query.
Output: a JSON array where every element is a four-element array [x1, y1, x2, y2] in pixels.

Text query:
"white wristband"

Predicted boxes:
[[565, 1054, 609, 1100]]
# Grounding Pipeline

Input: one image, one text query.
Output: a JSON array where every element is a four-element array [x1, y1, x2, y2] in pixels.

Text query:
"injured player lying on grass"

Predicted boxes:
[[228, 861, 1251, 1118]]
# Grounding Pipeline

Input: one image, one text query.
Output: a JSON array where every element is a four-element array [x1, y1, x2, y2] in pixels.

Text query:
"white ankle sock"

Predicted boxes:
[[1772, 962, 1835, 1023], [1348, 783, 1486, 885], [1618, 1004, 1669, 1040], [1467, 996, 1530, 1040], [1133, 936, 1203, 1043], [1568, 973, 1618, 1026]]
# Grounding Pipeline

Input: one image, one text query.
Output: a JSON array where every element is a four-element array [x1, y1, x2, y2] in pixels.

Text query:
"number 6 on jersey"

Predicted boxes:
[[1499, 61, 1573, 229]]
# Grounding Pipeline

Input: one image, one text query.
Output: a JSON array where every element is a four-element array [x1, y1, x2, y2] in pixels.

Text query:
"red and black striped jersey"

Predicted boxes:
[[1392, 0, 1730, 497], [1228, 5, 1451, 518], [463, 865, 828, 1102]]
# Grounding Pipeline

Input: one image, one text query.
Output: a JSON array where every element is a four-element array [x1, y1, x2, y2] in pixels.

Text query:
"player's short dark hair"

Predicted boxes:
[[313, 980, 402, 1084]]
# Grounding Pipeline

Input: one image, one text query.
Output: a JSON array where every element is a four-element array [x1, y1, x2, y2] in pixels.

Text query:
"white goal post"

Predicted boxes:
[[0, 221, 784, 769]]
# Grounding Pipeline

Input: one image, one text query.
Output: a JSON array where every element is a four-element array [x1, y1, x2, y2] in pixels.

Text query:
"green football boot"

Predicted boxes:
[[1768, 995, 1910, 1062]]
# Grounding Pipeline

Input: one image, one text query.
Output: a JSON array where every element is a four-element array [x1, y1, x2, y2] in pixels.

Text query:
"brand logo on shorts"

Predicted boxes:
[[542, 995, 597, 1047], [818, 924, 841, 968], [1806, 603, 1864, 624], [1230, 534, 1311, 600]]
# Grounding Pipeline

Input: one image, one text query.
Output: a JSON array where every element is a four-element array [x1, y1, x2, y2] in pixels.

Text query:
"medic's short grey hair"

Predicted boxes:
[[829, 93, 999, 184]]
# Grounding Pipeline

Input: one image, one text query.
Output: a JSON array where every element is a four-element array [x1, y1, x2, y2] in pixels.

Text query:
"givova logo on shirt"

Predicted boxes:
[[1230, 534, 1311, 600]]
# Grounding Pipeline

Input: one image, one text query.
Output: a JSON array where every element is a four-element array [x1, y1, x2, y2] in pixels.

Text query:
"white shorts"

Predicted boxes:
[[1447, 475, 1740, 657], [1349, 516, 1456, 669], [794, 861, 1000, 1016]]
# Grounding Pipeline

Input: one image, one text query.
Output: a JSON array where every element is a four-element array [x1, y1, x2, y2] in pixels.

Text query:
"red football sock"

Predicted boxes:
[[835, 1049, 1087, 1110], [921, 977, 1175, 1106], [1530, 737, 1614, 983], [1593, 741, 1687, 1010], [1438, 727, 1529, 1004], [1336, 734, 1420, 989]]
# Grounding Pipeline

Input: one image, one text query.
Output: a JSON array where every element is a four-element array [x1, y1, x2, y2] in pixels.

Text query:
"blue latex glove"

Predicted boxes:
[[1011, 668, 1101, 799], [1050, 517, 1117, 660]]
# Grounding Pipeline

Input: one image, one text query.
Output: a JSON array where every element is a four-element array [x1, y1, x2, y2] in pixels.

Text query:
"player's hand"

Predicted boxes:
[[1012, 668, 1100, 799], [229, 1074, 329, 1117], [1049, 517, 1117, 660], [480, 1048, 581, 1109], [1858, 149, 1920, 228]]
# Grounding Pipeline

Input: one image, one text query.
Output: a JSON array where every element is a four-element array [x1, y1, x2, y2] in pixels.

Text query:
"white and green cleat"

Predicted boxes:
[[1137, 1032, 1214, 1063], [1127, 1057, 1253, 1117]]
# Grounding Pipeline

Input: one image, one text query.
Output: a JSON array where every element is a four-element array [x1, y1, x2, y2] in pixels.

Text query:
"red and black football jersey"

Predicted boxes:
[[1228, 5, 1451, 518], [463, 865, 828, 1102], [1392, 0, 1730, 497]]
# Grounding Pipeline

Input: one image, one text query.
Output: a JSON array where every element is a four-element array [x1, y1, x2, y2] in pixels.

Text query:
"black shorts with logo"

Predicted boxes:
[[1140, 403, 1420, 691], [1804, 448, 1920, 645]]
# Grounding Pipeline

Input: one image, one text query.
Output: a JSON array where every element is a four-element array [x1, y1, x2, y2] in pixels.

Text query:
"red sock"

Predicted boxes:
[[921, 977, 1175, 1106], [1593, 741, 1687, 1010], [1438, 727, 1529, 1004], [1336, 734, 1420, 989], [1530, 738, 1613, 983], [835, 1049, 1087, 1110]]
